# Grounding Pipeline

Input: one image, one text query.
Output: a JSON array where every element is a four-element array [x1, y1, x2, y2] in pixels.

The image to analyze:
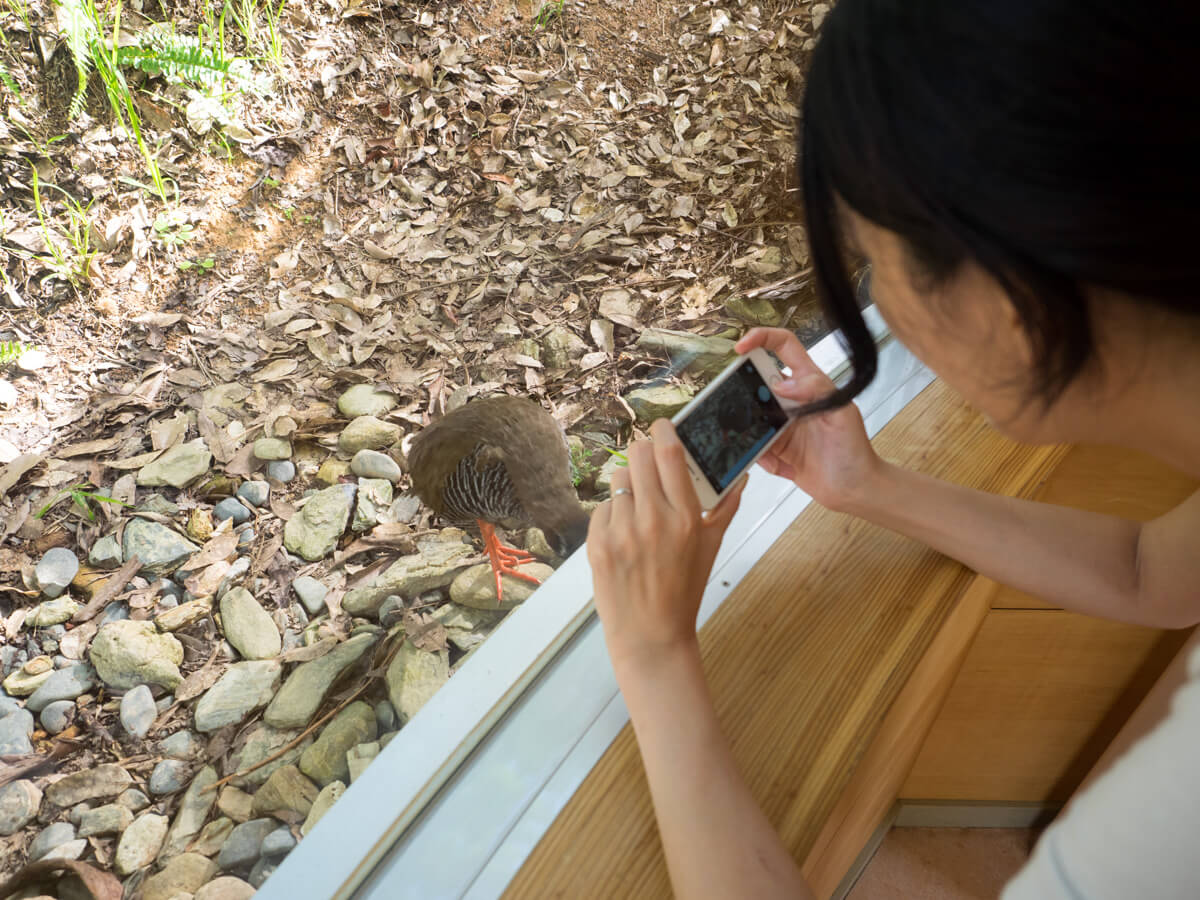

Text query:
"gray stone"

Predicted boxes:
[[217, 817, 277, 870], [227, 723, 309, 789], [374, 699, 397, 732], [337, 384, 397, 419], [220, 587, 281, 660], [724, 294, 784, 326], [90, 619, 184, 690], [29, 821, 76, 860], [250, 764, 318, 818], [342, 535, 474, 617], [346, 740, 380, 782], [195, 876, 257, 900], [161, 765, 218, 858], [156, 578, 185, 601], [117, 788, 150, 812], [450, 562, 554, 610], [350, 449, 402, 482], [283, 483, 356, 562], [263, 633, 377, 729], [45, 764, 133, 807], [635, 328, 737, 379], [41, 838, 86, 861], [378, 594, 405, 628], [623, 383, 696, 422], [77, 803, 133, 837], [139, 493, 181, 516], [300, 780, 345, 836], [88, 534, 123, 568], [160, 729, 201, 759], [0, 780, 41, 835], [34, 547, 80, 599], [26, 664, 95, 712], [252, 437, 292, 461], [2, 659, 52, 697], [0, 691, 20, 717], [384, 493, 422, 525], [525, 526, 559, 562], [216, 556, 252, 600], [123, 519, 200, 575], [261, 825, 296, 857], [0, 707, 34, 754], [99, 601, 131, 626], [431, 601, 505, 652], [40, 699, 76, 734], [386, 640, 450, 725], [351, 477, 393, 532], [237, 480, 270, 507], [541, 324, 589, 368], [68, 801, 92, 825], [292, 576, 328, 616], [338, 415, 401, 454], [237, 526, 256, 548], [217, 786, 254, 823], [137, 439, 212, 488], [141, 852, 218, 900], [119, 684, 157, 738], [194, 660, 282, 733], [266, 459, 296, 482], [27, 595, 80, 626], [249, 856, 278, 888], [116, 812, 168, 873], [298, 701, 377, 786], [149, 758, 190, 795], [214, 496, 252, 525], [188, 815, 234, 857]]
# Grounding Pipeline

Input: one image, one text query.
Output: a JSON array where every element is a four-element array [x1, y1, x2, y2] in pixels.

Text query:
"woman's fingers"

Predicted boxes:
[[627, 440, 667, 514], [649, 419, 701, 516], [735, 327, 824, 379], [606, 465, 634, 530]]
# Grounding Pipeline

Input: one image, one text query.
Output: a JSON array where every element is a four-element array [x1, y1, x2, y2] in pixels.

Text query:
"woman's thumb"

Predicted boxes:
[[774, 371, 834, 402]]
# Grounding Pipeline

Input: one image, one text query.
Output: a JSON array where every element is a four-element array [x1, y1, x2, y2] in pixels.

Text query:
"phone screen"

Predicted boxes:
[[676, 360, 790, 492]]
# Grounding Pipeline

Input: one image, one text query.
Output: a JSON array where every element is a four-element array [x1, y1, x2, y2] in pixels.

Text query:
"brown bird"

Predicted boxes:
[[407, 395, 590, 605]]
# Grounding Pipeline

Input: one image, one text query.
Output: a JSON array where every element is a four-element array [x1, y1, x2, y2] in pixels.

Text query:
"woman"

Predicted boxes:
[[586, 0, 1200, 897]]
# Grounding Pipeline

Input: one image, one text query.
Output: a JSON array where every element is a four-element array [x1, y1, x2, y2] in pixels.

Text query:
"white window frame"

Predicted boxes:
[[259, 310, 933, 900]]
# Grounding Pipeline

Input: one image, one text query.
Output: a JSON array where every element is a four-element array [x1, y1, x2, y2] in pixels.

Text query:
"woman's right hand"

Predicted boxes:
[[735, 327, 882, 511]]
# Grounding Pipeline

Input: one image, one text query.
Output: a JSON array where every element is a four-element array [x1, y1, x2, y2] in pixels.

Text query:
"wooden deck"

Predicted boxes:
[[504, 381, 1069, 899]]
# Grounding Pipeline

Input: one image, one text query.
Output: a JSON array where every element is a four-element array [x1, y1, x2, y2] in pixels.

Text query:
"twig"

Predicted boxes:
[[71, 554, 141, 624]]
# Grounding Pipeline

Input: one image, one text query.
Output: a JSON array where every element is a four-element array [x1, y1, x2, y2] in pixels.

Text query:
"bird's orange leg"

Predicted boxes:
[[478, 520, 542, 605]]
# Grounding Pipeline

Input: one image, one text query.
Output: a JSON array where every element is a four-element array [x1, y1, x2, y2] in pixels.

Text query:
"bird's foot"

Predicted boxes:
[[479, 521, 543, 606]]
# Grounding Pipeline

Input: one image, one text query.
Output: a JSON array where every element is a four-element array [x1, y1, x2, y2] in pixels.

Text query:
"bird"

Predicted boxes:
[[407, 395, 590, 605]]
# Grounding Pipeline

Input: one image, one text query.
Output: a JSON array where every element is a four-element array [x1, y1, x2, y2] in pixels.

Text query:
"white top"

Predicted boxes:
[[1003, 642, 1200, 899]]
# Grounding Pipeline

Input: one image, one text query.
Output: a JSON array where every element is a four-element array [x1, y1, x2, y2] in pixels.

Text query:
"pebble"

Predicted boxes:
[[292, 575, 329, 616], [116, 814, 168, 874], [338, 415, 401, 453], [194, 660, 282, 732], [45, 763, 134, 807], [283, 483, 357, 562], [237, 526, 257, 549], [342, 531, 474, 617], [0, 708, 34, 754], [214, 496, 252, 525], [160, 729, 200, 759], [216, 556, 252, 600], [253, 437, 292, 461], [136, 439, 212, 488], [350, 448, 402, 482], [351, 477, 393, 532], [301, 780, 345, 835], [27, 595, 80, 627], [29, 821, 76, 860], [141, 851, 217, 900], [26, 664, 95, 712], [122, 519, 200, 575], [250, 764, 319, 819], [266, 459, 296, 482], [161, 765, 218, 858], [374, 699, 397, 732], [249, 856, 279, 888], [35, 547, 80, 599], [0, 691, 20, 717], [139, 493, 181, 516], [299, 702, 377, 786], [118, 684, 157, 738], [149, 758, 190, 795], [98, 601, 131, 626], [41, 838, 87, 861], [378, 594, 404, 628], [68, 801, 92, 825], [219, 587, 281, 660], [237, 479, 271, 507], [227, 723, 308, 789], [386, 493, 423, 524], [88, 534, 123, 568], [117, 788, 150, 813], [0, 780, 42, 835], [90, 620, 184, 690], [78, 803, 133, 837], [40, 699, 76, 734], [217, 786, 254, 824], [264, 632, 377, 729], [347, 740, 380, 782], [338, 384, 397, 418], [260, 825, 297, 857], [386, 639, 450, 725], [195, 876, 257, 900], [189, 815, 234, 857], [451, 562, 554, 610], [217, 817, 277, 870], [155, 578, 185, 601], [2, 660, 52, 697]]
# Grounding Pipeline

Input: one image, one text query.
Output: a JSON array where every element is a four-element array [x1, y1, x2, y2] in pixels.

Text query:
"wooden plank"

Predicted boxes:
[[504, 381, 1067, 900], [990, 443, 1197, 610], [900, 610, 1191, 803]]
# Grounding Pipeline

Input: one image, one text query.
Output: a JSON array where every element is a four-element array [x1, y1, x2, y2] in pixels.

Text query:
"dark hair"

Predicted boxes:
[[799, 0, 1200, 411]]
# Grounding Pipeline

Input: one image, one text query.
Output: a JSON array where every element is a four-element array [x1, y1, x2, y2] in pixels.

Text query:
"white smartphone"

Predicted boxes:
[[671, 348, 802, 509]]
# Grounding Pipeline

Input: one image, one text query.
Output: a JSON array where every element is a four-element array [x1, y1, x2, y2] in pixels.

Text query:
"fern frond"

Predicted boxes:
[[53, 0, 98, 119]]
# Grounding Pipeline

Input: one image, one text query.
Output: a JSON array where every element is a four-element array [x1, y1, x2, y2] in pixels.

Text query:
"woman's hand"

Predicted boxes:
[[735, 327, 881, 511], [588, 419, 745, 672]]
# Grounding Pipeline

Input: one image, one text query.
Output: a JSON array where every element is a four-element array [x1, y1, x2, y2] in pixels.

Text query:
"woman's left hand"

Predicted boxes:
[[588, 419, 746, 672]]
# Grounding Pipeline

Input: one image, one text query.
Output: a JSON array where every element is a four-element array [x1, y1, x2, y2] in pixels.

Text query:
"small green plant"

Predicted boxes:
[[152, 208, 196, 249], [601, 446, 629, 465], [36, 483, 132, 522], [0, 340, 32, 367], [177, 256, 215, 272], [532, 0, 564, 30], [29, 165, 97, 286], [569, 443, 598, 487]]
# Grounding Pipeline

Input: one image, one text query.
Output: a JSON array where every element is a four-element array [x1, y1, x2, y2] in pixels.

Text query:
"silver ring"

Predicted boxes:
[[612, 487, 633, 498]]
